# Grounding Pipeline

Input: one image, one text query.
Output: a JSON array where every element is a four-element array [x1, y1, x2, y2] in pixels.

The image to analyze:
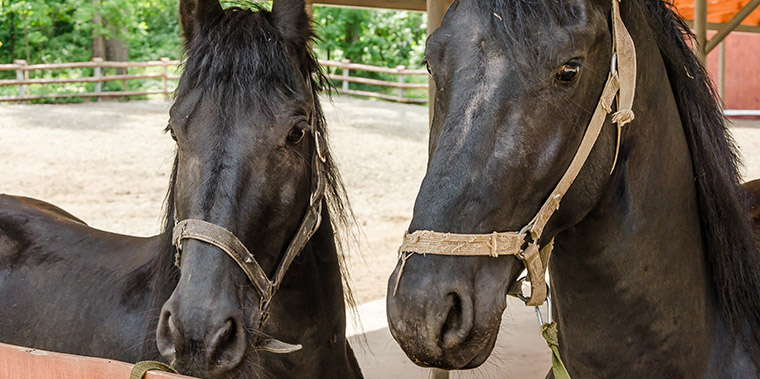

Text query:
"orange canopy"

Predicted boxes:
[[675, 0, 760, 26]]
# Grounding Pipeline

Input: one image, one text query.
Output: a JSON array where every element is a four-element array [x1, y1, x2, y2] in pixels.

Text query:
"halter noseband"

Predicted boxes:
[[170, 82, 325, 354], [396, 0, 637, 308]]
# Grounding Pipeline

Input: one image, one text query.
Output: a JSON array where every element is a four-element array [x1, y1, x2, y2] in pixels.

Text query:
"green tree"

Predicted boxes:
[[313, 7, 426, 68]]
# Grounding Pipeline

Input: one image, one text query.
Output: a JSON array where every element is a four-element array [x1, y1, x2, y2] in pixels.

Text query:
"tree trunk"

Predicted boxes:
[[106, 37, 128, 75], [24, 24, 30, 62], [9, 12, 15, 60], [91, 0, 105, 59]]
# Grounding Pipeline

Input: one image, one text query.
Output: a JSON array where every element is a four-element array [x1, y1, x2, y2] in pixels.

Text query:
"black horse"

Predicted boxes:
[[387, 0, 760, 377], [0, 1, 362, 378]]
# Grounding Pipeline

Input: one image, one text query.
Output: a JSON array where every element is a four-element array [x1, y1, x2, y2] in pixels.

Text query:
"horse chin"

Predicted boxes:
[[461, 331, 499, 368], [407, 325, 499, 371]]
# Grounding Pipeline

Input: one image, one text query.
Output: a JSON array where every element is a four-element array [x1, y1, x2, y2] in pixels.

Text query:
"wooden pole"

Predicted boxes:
[[161, 57, 170, 101], [426, 0, 450, 123], [718, 41, 726, 105], [429, 368, 450, 379], [694, 0, 707, 63], [396, 65, 405, 99], [341, 59, 351, 92], [14, 60, 26, 104], [92, 57, 103, 102], [305, 0, 314, 18]]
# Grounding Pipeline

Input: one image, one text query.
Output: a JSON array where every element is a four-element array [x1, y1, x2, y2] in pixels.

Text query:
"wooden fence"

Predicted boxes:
[[0, 58, 428, 104]]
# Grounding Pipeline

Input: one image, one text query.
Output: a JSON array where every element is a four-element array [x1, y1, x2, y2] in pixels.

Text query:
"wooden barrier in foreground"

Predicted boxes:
[[0, 342, 192, 379]]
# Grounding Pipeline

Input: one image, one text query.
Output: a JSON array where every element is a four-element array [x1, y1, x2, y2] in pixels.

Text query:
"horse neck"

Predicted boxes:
[[261, 207, 361, 377], [548, 8, 717, 376], [139, 229, 181, 360]]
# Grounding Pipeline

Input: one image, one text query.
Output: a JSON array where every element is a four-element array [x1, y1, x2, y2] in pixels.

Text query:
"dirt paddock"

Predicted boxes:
[[2, 98, 760, 378]]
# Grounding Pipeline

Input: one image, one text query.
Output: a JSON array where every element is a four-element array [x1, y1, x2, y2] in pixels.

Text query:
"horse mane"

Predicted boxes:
[[639, 0, 760, 365], [140, 4, 357, 358]]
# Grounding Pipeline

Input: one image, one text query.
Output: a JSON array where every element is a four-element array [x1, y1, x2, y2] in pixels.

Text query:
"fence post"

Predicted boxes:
[[92, 57, 103, 102], [341, 59, 350, 92], [161, 57, 170, 101], [396, 65, 405, 100], [14, 60, 26, 104], [123, 65, 128, 94]]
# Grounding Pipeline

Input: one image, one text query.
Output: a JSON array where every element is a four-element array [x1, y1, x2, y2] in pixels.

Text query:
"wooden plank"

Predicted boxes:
[[320, 60, 426, 75], [336, 88, 427, 103], [685, 20, 760, 32], [326, 73, 428, 89], [0, 60, 180, 71], [310, 0, 428, 11], [0, 90, 166, 102], [0, 342, 192, 379], [0, 74, 174, 87]]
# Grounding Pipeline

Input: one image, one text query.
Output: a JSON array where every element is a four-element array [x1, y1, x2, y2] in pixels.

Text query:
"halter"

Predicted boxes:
[[397, 0, 637, 310], [170, 81, 325, 355]]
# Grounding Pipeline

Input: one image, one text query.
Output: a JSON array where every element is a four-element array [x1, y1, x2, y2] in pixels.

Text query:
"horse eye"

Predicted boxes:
[[168, 126, 178, 142], [287, 127, 305, 144], [556, 62, 581, 83]]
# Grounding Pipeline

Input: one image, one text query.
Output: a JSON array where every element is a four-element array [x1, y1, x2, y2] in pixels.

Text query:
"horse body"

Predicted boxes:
[[0, 194, 360, 377], [387, 0, 760, 376], [0, 194, 158, 362], [0, 1, 362, 377]]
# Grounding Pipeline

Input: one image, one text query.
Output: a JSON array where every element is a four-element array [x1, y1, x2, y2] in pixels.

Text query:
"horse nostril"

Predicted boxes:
[[440, 292, 474, 350], [208, 317, 247, 370], [156, 310, 178, 359]]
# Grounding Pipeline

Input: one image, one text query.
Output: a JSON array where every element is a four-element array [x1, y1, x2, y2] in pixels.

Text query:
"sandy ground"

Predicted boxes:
[[2, 97, 760, 378]]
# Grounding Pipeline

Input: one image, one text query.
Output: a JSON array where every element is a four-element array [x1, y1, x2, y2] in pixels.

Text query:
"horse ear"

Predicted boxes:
[[271, 0, 310, 43], [179, 0, 224, 42]]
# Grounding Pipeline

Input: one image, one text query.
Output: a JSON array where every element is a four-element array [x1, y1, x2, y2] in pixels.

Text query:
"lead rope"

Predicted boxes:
[[129, 361, 178, 379], [542, 322, 571, 379]]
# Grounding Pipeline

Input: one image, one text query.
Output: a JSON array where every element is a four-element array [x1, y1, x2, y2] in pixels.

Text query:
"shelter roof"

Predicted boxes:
[[675, 0, 760, 27]]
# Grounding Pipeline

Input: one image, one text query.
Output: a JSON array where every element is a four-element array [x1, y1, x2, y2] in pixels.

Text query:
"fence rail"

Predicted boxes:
[[0, 58, 428, 104]]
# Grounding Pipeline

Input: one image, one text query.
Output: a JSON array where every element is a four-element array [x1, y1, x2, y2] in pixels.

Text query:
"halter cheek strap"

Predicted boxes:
[[396, 0, 637, 307]]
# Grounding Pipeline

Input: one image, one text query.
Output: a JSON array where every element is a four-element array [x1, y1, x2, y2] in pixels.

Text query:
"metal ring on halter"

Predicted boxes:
[[610, 52, 618, 73], [511, 276, 552, 327]]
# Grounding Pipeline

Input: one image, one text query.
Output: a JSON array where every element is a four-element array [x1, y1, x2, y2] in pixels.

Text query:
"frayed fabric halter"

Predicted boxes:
[[395, 0, 636, 377]]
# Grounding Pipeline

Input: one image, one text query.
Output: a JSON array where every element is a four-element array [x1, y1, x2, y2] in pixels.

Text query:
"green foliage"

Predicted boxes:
[[313, 7, 426, 68], [0, 1, 427, 102], [313, 7, 427, 100], [0, 0, 180, 64]]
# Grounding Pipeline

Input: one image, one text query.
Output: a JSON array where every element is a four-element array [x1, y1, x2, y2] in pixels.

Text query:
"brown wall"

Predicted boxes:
[[705, 31, 760, 110]]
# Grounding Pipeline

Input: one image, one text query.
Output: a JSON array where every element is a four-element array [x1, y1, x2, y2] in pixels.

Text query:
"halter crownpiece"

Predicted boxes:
[[396, 0, 637, 308]]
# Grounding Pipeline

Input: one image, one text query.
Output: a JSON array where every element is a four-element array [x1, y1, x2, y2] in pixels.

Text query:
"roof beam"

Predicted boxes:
[[686, 20, 760, 32], [705, 0, 760, 52]]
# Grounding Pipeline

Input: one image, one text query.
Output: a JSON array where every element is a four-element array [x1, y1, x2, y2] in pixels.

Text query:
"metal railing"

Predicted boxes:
[[0, 58, 428, 104]]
